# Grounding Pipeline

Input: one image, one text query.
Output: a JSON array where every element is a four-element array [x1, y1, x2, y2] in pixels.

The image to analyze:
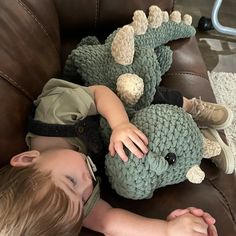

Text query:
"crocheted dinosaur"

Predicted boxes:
[[103, 104, 221, 199], [64, 5, 196, 112], [64, 6, 222, 199]]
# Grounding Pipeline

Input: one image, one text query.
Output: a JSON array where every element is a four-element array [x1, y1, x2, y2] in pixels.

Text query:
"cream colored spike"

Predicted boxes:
[[111, 25, 135, 65], [202, 135, 222, 159], [162, 11, 169, 22], [183, 14, 192, 25], [116, 73, 144, 105], [130, 10, 148, 35], [170, 10, 181, 23], [148, 5, 163, 28], [186, 165, 205, 184]]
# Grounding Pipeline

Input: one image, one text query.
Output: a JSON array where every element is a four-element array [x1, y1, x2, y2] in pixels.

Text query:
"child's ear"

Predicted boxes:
[[10, 150, 40, 167]]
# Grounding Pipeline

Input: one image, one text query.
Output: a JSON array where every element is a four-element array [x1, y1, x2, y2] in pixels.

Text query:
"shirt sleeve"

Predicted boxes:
[[34, 79, 98, 124]]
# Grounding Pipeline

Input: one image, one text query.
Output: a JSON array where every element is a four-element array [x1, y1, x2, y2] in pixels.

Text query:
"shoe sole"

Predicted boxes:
[[208, 128, 235, 174], [211, 105, 234, 130]]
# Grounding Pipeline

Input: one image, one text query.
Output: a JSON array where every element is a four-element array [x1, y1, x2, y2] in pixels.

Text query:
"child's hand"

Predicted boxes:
[[109, 122, 148, 162], [167, 213, 209, 236], [167, 207, 218, 236]]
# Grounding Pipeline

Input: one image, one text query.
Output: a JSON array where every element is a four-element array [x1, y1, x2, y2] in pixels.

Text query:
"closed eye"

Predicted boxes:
[[66, 175, 77, 187]]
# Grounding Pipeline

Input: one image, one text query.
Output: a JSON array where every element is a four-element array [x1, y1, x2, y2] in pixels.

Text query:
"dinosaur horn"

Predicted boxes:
[[170, 10, 182, 23], [186, 165, 205, 184], [202, 133, 222, 159], [169, 11, 192, 25], [130, 10, 148, 35], [183, 14, 192, 25], [116, 73, 144, 105], [111, 25, 135, 65], [148, 5, 163, 28]]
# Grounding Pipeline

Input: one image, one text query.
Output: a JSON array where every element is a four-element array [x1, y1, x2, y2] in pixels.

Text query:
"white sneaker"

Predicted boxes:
[[200, 128, 235, 174]]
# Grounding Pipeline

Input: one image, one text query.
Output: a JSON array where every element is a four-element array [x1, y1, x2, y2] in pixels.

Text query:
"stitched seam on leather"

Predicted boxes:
[[0, 71, 33, 101], [172, 0, 176, 12], [17, 0, 59, 56], [205, 177, 236, 225], [166, 72, 208, 80], [94, 0, 99, 29]]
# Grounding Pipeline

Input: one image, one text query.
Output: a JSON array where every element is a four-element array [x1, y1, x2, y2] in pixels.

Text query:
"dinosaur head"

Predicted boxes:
[[104, 104, 217, 200]]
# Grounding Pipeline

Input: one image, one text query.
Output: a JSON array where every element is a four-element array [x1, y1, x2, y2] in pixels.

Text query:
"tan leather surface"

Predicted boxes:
[[0, 1, 236, 236]]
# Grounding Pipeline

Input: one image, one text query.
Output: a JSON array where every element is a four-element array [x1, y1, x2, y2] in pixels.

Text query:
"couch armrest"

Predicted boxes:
[[161, 37, 216, 102]]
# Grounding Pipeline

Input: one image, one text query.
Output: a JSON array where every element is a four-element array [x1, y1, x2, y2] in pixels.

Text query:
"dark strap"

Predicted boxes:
[[28, 119, 78, 137], [83, 179, 100, 218], [27, 109, 104, 155]]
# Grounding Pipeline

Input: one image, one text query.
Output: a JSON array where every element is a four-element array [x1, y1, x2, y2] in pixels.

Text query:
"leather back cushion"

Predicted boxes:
[[0, 0, 173, 166], [0, 0, 60, 166]]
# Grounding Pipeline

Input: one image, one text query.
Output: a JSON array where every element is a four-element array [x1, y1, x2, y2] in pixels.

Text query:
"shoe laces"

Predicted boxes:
[[191, 97, 215, 120]]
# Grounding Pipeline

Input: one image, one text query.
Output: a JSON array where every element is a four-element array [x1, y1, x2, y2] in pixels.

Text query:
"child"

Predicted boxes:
[[0, 78, 221, 236]]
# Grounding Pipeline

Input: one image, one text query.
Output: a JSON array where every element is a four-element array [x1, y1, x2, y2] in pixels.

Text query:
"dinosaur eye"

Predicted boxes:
[[164, 153, 176, 165]]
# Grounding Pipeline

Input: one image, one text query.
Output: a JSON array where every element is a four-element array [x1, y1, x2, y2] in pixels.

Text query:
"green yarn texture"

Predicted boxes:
[[64, 17, 196, 111], [63, 7, 202, 200], [104, 105, 203, 199]]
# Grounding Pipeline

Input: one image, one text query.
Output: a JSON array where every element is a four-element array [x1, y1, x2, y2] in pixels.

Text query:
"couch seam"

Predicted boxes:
[[205, 177, 236, 225], [0, 71, 33, 101], [17, 0, 60, 58], [166, 72, 208, 80], [94, 0, 100, 29], [172, 0, 176, 12]]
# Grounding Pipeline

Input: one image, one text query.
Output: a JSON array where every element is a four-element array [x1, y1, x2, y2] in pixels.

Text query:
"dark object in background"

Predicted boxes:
[[198, 16, 214, 31]]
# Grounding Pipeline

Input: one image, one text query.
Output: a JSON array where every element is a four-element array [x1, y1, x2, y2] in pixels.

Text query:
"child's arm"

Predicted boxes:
[[83, 199, 215, 236], [89, 85, 148, 162]]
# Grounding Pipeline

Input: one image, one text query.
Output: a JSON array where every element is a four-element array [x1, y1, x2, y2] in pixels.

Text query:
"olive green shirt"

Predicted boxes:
[[26, 78, 98, 151]]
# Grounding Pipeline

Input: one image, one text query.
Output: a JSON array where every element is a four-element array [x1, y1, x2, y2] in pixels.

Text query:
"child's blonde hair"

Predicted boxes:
[[0, 164, 83, 236]]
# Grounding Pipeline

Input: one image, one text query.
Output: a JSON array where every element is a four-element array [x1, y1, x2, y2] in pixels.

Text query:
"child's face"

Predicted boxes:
[[35, 149, 93, 205]]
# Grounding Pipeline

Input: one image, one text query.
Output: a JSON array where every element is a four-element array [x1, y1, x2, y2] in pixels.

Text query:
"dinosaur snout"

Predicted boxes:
[[116, 73, 144, 105]]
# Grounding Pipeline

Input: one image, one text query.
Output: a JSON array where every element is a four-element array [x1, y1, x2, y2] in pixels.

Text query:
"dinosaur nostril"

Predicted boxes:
[[164, 153, 176, 165]]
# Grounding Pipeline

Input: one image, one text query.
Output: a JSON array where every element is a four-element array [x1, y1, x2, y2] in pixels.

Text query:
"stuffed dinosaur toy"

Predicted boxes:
[[64, 5, 196, 112], [64, 6, 222, 199], [102, 104, 221, 199]]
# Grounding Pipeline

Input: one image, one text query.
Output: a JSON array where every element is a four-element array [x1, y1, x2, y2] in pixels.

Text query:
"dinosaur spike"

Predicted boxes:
[[183, 14, 192, 25], [202, 136, 221, 159], [186, 165, 205, 184], [162, 11, 169, 22], [116, 73, 144, 105], [130, 10, 148, 35], [170, 10, 181, 23], [111, 25, 135, 65], [148, 5, 163, 28]]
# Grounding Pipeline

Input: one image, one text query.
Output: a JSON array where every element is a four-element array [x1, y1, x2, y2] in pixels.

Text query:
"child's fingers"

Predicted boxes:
[[193, 232, 208, 236], [113, 141, 128, 162], [192, 217, 208, 235], [202, 212, 216, 225], [166, 209, 190, 220], [108, 142, 116, 156], [187, 207, 204, 216], [187, 207, 216, 225], [134, 129, 149, 145], [122, 137, 144, 159], [208, 225, 218, 236], [128, 133, 148, 154]]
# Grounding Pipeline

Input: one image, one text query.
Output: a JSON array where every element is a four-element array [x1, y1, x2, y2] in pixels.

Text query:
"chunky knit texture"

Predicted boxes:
[[64, 6, 196, 111], [63, 6, 202, 200], [104, 105, 203, 199]]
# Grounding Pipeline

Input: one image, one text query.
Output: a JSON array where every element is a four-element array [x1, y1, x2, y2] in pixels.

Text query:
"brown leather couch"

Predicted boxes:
[[0, 0, 236, 235]]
